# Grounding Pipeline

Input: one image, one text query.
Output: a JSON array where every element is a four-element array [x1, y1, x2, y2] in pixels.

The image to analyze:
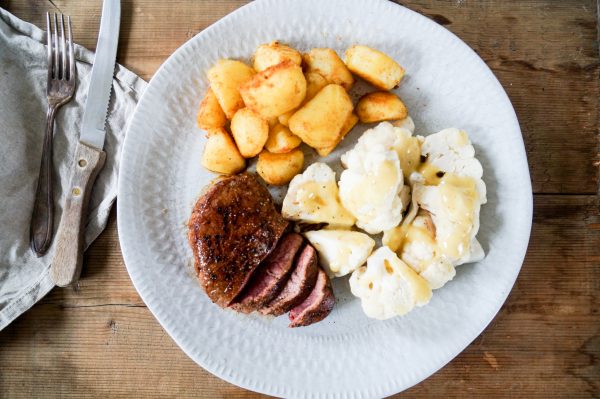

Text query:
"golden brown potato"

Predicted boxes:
[[201, 127, 246, 174], [356, 91, 408, 123], [240, 60, 307, 119], [253, 41, 302, 72], [288, 84, 353, 149], [304, 71, 329, 100], [265, 123, 302, 153], [303, 48, 354, 90], [230, 108, 269, 158], [344, 45, 405, 90], [257, 149, 304, 185], [207, 59, 255, 119], [316, 112, 359, 157], [196, 88, 227, 130], [277, 71, 328, 126]]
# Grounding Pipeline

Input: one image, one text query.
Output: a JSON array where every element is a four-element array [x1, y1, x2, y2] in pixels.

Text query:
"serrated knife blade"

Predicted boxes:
[[80, 0, 120, 149]]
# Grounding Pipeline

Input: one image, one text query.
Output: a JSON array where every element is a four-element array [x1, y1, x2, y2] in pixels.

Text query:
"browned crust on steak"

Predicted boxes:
[[231, 233, 304, 313], [288, 268, 335, 327], [260, 243, 319, 316], [188, 173, 288, 307]]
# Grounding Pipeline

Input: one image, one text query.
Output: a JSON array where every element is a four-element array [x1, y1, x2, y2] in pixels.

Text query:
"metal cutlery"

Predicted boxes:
[[30, 13, 76, 257]]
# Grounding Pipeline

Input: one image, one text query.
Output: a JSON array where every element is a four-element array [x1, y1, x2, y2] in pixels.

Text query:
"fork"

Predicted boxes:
[[30, 13, 76, 257]]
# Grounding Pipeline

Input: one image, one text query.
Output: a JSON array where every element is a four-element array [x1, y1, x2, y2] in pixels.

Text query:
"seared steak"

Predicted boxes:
[[231, 233, 304, 313], [188, 173, 288, 307], [260, 243, 319, 316], [288, 268, 335, 327]]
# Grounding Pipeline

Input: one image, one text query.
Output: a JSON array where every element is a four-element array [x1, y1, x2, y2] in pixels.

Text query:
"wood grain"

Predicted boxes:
[[1, 0, 599, 398]]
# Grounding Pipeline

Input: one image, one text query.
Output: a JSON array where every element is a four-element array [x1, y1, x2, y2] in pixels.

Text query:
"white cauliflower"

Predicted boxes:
[[399, 213, 457, 289], [339, 122, 413, 234], [398, 128, 486, 289], [418, 127, 487, 202], [282, 163, 355, 228], [349, 246, 432, 320], [304, 229, 375, 278]]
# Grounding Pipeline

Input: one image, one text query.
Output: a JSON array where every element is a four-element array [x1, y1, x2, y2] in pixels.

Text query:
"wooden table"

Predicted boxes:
[[1, 1, 599, 397]]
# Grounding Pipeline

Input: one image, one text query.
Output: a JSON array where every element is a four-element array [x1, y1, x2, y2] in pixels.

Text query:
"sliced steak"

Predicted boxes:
[[188, 173, 288, 307], [231, 233, 304, 313], [260, 243, 319, 316], [288, 268, 335, 327]]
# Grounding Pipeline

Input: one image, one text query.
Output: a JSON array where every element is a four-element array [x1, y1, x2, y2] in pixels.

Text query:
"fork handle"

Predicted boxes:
[[30, 105, 58, 256], [50, 142, 106, 287]]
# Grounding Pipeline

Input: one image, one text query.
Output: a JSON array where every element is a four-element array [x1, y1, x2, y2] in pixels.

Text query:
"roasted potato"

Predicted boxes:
[[207, 59, 255, 119], [303, 48, 354, 90], [240, 60, 307, 119], [278, 71, 328, 126], [356, 91, 408, 123], [316, 112, 359, 157], [265, 123, 302, 153], [288, 84, 353, 149], [344, 45, 405, 90], [257, 148, 304, 185], [253, 41, 302, 72], [230, 108, 269, 158], [196, 88, 227, 130], [201, 127, 246, 174]]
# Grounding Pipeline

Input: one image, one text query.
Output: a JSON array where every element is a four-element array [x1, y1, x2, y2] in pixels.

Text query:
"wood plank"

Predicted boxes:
[[1, 195, 598, 398], [4, 0, 598, 193]]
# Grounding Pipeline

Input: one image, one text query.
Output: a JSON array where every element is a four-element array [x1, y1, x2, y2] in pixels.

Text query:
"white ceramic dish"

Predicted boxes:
[[117, 0, 532, 397]]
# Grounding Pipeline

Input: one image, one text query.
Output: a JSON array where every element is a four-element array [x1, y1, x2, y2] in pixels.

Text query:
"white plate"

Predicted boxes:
[[117, 0, 532, 397]]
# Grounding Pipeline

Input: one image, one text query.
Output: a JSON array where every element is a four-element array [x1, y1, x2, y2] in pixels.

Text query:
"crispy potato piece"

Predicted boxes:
[[344, 45, 405, 90], [230, 108, 269, 158], [316, 112, 359, 157], [207, 59, 255, 119], [265, 123, 302, 153], [253, 41, 302, 72], [356, 91, 408, 123], [201, 127, 246, 174], [288, 84, 353, 149], [278, 71, 328, 126], [257, 149, 304, 185], [196, 88, 227, 130], [240, 60, 307, 119], [303, 48, 354, 90]]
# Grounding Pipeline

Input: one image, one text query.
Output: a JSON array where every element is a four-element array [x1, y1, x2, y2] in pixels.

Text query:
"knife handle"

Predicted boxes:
[[51, 142, 106, 287]]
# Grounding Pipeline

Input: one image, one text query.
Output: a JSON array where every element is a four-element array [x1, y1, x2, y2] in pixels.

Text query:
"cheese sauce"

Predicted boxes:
[[295, 180, 354, 225], [385, 173, 478, 262]]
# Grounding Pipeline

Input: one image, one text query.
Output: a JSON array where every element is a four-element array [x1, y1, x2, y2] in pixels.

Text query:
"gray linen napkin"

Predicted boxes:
[[0, 8, 146, 330]]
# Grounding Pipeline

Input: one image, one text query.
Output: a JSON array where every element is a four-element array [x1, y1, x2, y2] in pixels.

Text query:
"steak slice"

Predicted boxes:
[[231, 233, 304, 313], [288, 268, 335, 327], [188, 173, 288, 307], [260, 243, 319, 316]]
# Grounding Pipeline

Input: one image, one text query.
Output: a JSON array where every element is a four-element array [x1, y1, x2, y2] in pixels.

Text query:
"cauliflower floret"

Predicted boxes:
[[304, 229, 375, 278], [339, 124, 406, 234], [349, 246, 432, 320], [419, 128, 487, 202], [282, 163, 355, 228], [413, 176, 482, 265], [399, 214, 457, 289]]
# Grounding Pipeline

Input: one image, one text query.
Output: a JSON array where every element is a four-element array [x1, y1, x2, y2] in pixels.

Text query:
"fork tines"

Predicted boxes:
[[46, 12, 75, 81]]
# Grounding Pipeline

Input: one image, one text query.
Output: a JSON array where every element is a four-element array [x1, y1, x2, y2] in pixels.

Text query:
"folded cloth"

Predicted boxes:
[[0, 8, 146, 330]]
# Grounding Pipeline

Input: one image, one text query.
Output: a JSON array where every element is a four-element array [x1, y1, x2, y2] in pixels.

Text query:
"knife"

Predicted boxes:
[[50, 0, 121, 287]]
